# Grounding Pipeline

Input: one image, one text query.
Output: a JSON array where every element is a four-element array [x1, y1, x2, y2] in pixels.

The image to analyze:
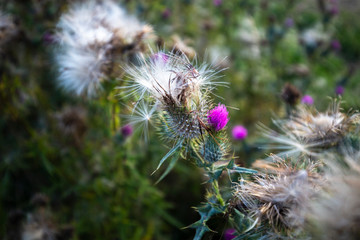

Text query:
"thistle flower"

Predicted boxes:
[[234, 157, 322, 233], [306, 153, 360, 240], [232, 125, 248, 140], [224, 228, 236, 240], [335, 85, 344, 95], [123, 51, 225, 140], [260, 101, 359, 157], [120, 124, 133, 138], [301, 95, 314, 105], [55, 0, 152, 97], [207, 104, 229, 131]]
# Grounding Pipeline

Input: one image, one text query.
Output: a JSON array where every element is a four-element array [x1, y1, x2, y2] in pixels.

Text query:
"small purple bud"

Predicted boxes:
[[43, 32, 56, 44], [121, 124, 133, 138], [224, 228, 236, 240], [207, 104, 229, 131], [284, 18, 294, 28], [331, 39, 341, 51], [151, 52, 169, 64], [232, 125, 248, 140], [301, 95, 314, 105], [213, 0, 222, 6], [162, 8, 171, 19], [335, 85, 344, 95], [329, 6, 338, 15]]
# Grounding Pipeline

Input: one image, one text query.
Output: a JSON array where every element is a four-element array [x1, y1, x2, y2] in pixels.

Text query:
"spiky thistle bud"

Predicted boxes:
[[123, 51, 224, 140]]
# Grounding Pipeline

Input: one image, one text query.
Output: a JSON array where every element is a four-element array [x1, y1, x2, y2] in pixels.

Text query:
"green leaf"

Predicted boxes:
[[155, 153, 179, 184], [152, 138, 184, 175]]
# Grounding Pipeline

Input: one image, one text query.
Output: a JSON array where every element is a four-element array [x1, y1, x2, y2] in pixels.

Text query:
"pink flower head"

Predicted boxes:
[[232, 125, 248, 140], [121, 124, 133, 138], [335, 85, 344, 95], [207, 104, 229, 131], [213, 0, 222, 6], [301, 95, 314, 105], [331, 39, 341, 51], [224, 228, 236, 240]]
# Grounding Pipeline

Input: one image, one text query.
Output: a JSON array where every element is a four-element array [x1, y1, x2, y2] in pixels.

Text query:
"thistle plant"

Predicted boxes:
[[122, 50, 256, 239]]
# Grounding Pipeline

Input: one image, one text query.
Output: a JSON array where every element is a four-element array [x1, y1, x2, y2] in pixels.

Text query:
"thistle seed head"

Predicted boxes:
[[55, 0, 151, 97], [234, 157, 322, 231]]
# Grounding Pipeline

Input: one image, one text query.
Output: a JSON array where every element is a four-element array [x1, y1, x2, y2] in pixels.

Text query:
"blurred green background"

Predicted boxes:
[[1, 0, 360, 239]]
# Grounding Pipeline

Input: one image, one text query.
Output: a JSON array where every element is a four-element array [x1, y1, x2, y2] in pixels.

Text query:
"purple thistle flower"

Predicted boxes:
[[335, 85, 344, 95], [331, 39, 341, 51], [121, 124, 133, 138], [232, 125, 248, 140], [207, 104, 229, 131], [213, 0, 222, 6], [301, 95, 314, 105], [224, 228, 236, 240], [284, 18, 294, 28], [162, 8, 171, 19], [150, 52, 169, 64]]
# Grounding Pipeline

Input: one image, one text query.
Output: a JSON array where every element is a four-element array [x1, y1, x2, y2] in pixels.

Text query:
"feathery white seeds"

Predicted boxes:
[[55, 0, 150, 97]]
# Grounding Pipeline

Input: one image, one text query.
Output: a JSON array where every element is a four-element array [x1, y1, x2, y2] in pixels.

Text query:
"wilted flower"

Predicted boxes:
[[54, 106, 87, 146], [207, 104, 229, 131], [55, 0, 152, 97], [281, 83, 301, 106], [235, 157, 322, 232], [301, 95, 314, 105], [232, 125, 248, 140]]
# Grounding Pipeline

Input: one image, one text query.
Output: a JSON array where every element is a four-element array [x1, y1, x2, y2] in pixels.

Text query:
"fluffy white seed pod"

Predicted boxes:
[[55, 0, 150, 97]]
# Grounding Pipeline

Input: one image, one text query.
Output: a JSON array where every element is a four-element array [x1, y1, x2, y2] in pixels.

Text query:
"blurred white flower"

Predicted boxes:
[[237, 17, 262, 59], [55, 0, 151, 97]]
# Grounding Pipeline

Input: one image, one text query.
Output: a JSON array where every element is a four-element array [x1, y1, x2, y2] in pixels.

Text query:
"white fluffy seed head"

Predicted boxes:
[[235, 157, 322, 232], [55, 0, 150, 97], [260, 101, 360, 158], [123, 51, 225, 108]]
